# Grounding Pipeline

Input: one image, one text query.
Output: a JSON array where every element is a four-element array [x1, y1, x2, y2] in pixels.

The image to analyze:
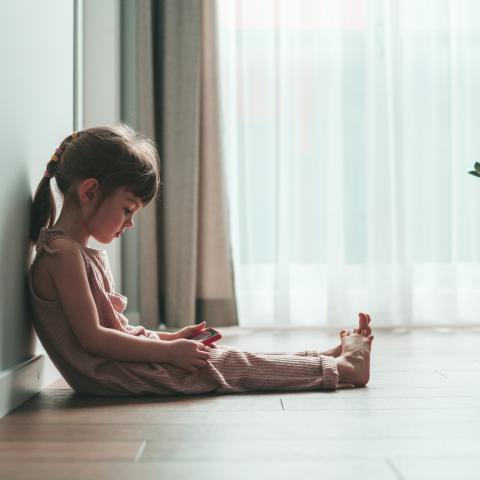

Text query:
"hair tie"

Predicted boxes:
[[45, 131, 79, 179], [50, 146, 64, 163]]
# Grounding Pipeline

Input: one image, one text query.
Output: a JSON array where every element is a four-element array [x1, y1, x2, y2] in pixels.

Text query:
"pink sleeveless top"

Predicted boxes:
[[27, 227, 179, 396]]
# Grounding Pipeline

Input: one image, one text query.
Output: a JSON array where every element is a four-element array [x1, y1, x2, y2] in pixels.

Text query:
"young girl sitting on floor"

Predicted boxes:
[[28, 124, 374, 396]]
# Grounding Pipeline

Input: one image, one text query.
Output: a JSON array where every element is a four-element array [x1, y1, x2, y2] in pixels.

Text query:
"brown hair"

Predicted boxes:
[[29, 124, 160, 243]]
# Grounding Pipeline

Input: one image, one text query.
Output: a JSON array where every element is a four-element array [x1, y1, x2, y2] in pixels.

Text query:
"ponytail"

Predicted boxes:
[[29, 132, 81, 244], [29, 174, 56, 244]]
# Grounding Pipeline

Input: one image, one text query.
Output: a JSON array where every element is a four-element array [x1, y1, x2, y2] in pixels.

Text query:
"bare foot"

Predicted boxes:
[[320, 313, 372, 358], [335, 322, 374, 387]]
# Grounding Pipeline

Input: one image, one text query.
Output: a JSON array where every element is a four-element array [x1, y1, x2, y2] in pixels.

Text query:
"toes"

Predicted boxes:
[[358, 313, 372, 336], [340, 329, 350, 339], [360, 312, 371, 323], [358, 313, 368, 329], [367, 334, 374, 342]]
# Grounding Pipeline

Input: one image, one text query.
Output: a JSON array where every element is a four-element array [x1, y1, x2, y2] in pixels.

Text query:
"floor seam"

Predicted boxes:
[[134, 440, 147, 462], [385, 457, 405, 480]]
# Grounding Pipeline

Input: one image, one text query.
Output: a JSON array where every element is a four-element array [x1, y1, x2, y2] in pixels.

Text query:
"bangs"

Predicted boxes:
[[79, 123, 161, 205], [99, 167, 160, 205], [128, 170, 159, 204]]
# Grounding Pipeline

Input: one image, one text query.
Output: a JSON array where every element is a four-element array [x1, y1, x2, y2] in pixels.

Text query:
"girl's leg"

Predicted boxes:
[[247, 350, 320, 356], [154, 345, 339, 395], [206, 347, 339, 393], [241, 344, 341, 359], [148, 314, 372, 396]]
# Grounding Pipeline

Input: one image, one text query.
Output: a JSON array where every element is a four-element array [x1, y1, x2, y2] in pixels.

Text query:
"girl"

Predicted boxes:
[[28, 124, 374, 396]]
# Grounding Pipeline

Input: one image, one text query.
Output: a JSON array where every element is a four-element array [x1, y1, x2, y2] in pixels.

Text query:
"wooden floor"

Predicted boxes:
[[1, 326, 480, 480]]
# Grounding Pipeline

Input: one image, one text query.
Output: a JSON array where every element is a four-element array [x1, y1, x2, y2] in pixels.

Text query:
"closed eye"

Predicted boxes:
[[124, 208, 133, 215]]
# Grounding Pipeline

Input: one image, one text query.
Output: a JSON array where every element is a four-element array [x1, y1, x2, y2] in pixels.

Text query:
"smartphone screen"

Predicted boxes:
[[192, 327, 221, 345]]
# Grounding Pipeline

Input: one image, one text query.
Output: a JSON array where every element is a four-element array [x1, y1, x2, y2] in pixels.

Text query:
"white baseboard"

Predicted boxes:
[[0, 354, 60, 418]]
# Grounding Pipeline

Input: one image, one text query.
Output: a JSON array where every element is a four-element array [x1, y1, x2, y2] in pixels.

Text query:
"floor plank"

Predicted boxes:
[[2, 327, 480, 480], [0, 441, 145, 461], [0, 460, 397, 480], [140, 437, 480, 461]]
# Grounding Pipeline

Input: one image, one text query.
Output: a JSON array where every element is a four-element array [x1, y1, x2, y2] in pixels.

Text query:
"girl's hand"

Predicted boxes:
[[173, 321, 207, 340], [166, 339, 211, 373]]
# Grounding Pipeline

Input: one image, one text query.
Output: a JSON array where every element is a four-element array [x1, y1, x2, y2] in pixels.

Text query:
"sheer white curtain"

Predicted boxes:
[[217, 0, 480, 327]]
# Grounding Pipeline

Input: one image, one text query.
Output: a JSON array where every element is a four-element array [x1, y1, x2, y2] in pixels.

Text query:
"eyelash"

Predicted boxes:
[[124, 208, 133, 215]]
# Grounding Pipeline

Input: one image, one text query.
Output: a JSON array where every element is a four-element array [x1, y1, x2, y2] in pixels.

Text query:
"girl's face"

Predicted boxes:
[[87, 186, 143, 244]]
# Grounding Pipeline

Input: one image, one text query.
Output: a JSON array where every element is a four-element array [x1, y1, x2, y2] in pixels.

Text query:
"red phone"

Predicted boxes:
[[192, 327, 222, 346]]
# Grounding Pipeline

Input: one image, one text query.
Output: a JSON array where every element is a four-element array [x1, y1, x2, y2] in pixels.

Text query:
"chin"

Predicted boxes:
[[93, 234, 113, 245]]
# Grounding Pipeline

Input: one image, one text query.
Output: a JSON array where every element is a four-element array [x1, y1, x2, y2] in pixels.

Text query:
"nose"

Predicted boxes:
[[125, 218, 134, 228]]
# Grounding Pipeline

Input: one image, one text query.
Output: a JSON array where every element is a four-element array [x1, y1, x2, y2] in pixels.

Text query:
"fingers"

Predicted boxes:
[[193, 358, 209, 368], [195, 343, 211, 363], [186, 355, 210, 373], [185, 322, 206, 338], [197, 350, 210, 361]]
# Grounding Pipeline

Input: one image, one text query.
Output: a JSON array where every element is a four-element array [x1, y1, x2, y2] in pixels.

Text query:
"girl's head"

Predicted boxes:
[[29, 124, 160, 244]]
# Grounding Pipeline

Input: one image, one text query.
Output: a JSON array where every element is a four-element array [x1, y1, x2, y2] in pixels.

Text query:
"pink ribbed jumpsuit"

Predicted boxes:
[[27, 228, 339, 396]]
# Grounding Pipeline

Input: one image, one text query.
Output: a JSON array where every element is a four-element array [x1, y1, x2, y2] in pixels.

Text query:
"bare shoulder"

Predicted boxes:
[[32, 237, 86, 302], [32, 236, 103, 351], [47, 237, 89, 281]]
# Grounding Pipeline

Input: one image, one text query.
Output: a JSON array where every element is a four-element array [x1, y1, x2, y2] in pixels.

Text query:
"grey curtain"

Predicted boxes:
[[125, 0, 238, 329]]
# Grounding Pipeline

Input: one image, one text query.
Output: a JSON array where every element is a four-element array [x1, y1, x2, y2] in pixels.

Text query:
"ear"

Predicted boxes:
[[79, 178, 99, 205]]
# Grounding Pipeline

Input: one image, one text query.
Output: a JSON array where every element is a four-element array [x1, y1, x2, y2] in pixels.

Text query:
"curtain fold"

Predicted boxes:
[[136, 0, 159, 331], [130, 0, 238, 329]]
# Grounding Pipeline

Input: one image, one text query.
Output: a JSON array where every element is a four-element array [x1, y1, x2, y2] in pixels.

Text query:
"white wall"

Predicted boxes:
[[83, 0, 122, 290], [0, 0, 123, 416], [0, 0, 75, 413]]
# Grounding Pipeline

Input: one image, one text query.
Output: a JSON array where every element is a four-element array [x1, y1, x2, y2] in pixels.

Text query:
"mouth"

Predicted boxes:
[[115, 230, 125, 238]]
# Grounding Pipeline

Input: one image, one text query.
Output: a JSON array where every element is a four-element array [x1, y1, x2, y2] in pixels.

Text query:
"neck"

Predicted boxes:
[[53, 202, 91, 246]]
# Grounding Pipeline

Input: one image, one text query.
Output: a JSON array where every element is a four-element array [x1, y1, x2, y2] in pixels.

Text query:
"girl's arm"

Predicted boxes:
[[88, 328, 210, 370], [155, 322, 208, 341], [147, 325, 219, 348], [155, 331, 177, 341], [87, 327, 172, 362], [120, 318, 175, 341], [122, 324, 177, 341], [46, 239, 209, 369]]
